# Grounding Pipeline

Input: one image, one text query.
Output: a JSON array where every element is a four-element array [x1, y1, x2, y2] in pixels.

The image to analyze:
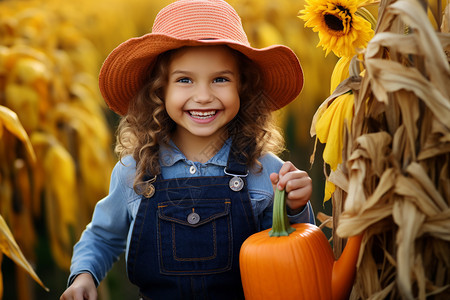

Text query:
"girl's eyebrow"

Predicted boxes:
[[213, 70, 236, 77], [170, 70, 192, 75]]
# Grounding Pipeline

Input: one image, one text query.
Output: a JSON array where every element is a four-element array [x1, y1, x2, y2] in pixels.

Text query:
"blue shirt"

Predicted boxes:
[[69, 139, 315, 285]]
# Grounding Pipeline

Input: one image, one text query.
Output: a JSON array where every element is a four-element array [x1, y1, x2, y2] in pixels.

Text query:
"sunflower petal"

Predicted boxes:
[[316, 92, 354, 170]]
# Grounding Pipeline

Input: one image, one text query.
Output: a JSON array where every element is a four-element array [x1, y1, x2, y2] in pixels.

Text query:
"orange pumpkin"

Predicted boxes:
[[239, 189, 362, 300]]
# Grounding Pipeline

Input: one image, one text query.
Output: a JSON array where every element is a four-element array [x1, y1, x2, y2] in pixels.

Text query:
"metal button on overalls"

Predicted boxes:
[[229, 176, 244, 191], [187, 212, 200, 224], [189, 165, 196, 174]]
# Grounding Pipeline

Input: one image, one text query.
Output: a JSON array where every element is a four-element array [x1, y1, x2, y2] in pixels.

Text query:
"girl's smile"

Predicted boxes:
[[165, 45, 240, 154], [187, 109, 220, 123]]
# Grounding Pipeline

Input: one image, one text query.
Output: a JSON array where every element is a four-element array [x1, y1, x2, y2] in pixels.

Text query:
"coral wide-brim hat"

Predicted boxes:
[[99, 0, 304, 116]]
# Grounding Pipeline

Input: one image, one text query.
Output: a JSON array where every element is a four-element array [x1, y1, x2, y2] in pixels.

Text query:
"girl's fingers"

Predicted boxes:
[[269, 172, 279, 186], [284, 175, 312, 194], [86, 290, 98, 300], [278, 170, 309, 190], [278, 161, 297, 177], [286, 183, 312, 201]]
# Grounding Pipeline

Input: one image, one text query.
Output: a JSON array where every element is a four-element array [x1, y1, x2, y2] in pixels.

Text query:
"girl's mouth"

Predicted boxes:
[[188, 110, 217, 119]]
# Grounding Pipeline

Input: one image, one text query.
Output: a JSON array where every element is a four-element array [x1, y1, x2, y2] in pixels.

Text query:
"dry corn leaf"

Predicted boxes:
[[420, 209, 450, 241], [393, 199, 425, 299], [353, 132, 392, 176], [395, 91, 419, 162], [0, 105, 36, 163], [339, 203, 394, 237], [443, 2, 450, 32], [324, 0, 450, 298], [412, 254, 426, 300], [328, 166, 349, 191], [342, 132, 392, 214], [421, 110, 450, 164], [366, 281, 395, 300], [0, 214, 48, 291], [317, 212, 333, 229], [394, 175, 441, 216], [365, 59, 450, 128], [406, 162, 447, 211], [345, 157, 368, 212], [388, 0, 450, 93], [43, 143, 79, 270]]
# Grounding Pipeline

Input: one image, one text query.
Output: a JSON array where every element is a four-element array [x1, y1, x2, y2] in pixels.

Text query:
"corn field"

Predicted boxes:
[[309, 0, 450, 299], [0, 0, 333, 299], [0, 0, 448, 299]]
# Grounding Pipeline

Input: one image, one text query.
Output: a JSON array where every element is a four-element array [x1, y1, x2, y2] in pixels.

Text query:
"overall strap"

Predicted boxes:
[[224, 147, 248, 176]]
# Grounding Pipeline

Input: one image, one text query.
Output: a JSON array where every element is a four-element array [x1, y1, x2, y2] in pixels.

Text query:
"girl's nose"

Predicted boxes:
[[192, 83, 213, 103]]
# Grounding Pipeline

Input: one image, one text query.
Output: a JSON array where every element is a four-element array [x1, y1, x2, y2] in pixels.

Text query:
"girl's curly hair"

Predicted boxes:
[[115, 46, 285, 196]]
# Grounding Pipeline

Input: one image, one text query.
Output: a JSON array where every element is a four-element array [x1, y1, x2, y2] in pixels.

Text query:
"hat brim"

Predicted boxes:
[[99, 34, 304, 115]]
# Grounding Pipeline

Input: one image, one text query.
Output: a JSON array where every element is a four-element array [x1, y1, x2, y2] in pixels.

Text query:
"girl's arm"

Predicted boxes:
[[66, 159, 133, 287]]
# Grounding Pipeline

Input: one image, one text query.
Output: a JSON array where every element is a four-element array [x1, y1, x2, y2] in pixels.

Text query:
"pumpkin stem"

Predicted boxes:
[[269, 188, 295, 237]]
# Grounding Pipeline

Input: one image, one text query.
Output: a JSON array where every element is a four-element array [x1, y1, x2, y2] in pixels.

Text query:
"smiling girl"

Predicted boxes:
[[61, 1, 314, 299], [164, 46, 241, 162]]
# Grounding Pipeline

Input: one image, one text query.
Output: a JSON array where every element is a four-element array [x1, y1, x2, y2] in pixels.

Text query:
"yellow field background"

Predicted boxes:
[[0, 0, 338, 298]]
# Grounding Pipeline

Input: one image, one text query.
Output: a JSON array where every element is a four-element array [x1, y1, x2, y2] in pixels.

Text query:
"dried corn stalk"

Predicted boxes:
[[325, 0, 450, 299]]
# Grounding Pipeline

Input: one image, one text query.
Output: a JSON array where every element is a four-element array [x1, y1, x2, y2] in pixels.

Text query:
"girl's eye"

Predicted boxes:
[[177, 77, 192, 84], [213, 77, 229, 83]]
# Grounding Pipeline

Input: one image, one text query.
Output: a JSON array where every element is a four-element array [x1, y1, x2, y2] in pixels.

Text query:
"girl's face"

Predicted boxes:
[[165, 46, 240, 144]]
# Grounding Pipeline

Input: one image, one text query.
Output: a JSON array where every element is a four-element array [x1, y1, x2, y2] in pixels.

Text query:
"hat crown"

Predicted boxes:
[[152, 0, 250, 45], [99, 0, 303, 116]]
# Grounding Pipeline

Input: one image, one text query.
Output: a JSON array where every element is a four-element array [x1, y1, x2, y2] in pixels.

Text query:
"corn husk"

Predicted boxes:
[[312, 0, 450, 298], [0, 214, 48, 292]]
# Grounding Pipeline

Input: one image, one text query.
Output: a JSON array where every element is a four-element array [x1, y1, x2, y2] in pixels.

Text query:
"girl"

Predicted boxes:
[[61, 0, 314, 299]]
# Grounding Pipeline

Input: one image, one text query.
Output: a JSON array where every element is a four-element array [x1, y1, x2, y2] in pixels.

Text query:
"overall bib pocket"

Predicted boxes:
[[157, 199, 232, 275]]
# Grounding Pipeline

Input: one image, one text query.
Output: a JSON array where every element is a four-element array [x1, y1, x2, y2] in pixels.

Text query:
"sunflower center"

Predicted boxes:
[[323, 5, 352, 33], [336, 5, 350, 15], [324, 14, 344, 31]]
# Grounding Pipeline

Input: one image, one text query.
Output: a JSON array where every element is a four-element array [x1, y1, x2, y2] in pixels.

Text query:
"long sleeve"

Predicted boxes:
[[68, 161, 132, 286]]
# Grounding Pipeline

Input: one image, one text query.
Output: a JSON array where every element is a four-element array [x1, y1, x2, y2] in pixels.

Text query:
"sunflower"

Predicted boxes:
[[299, 0, 374, 57]]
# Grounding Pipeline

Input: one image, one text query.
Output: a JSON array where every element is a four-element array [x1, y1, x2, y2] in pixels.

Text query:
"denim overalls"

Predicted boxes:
[[127, 150, 257, 299]]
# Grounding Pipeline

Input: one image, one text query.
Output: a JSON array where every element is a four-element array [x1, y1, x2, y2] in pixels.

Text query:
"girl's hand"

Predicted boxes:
[[60, 273, 97, 300], [270, 161, 312, 214]]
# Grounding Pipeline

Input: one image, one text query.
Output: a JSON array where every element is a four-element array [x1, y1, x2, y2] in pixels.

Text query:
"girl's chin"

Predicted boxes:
[[181, 126, 228, 141]]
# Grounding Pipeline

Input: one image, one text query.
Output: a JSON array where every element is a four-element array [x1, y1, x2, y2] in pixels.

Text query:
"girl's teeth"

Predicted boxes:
[[189, 111, 216, 119]]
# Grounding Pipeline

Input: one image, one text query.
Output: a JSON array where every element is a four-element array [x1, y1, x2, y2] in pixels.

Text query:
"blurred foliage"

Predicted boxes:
[[0, 0, 336, 299]]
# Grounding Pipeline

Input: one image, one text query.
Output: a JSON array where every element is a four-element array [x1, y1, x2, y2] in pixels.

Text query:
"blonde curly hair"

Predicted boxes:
[[115, 46, 285, 195]]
